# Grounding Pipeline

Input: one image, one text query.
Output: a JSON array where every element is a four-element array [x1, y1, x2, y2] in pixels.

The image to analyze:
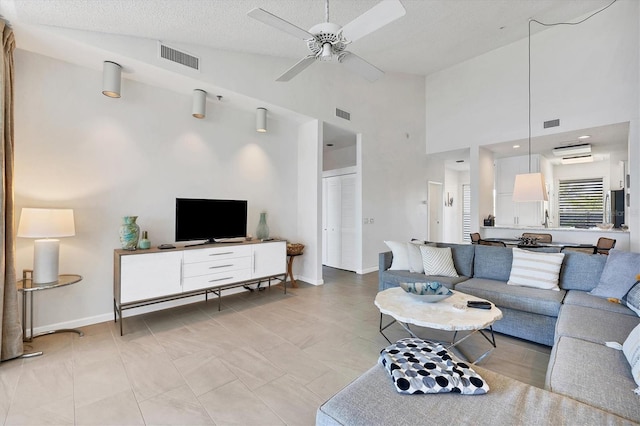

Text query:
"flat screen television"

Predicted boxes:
[[175, 198, 247, 243]]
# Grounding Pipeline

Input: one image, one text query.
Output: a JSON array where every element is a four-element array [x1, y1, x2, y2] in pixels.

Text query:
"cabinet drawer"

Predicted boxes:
[[183, 256, 251, 278], [183, 246, 251, 264], [182, 269, 252, 292]]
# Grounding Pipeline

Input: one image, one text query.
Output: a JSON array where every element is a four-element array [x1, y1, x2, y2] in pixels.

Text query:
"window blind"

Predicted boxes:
[[462, 184, 471, 242], [558, 178, 604, 227]]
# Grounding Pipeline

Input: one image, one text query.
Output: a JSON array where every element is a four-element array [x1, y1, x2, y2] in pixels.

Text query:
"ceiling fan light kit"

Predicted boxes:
[[248, 0, 406, 82]]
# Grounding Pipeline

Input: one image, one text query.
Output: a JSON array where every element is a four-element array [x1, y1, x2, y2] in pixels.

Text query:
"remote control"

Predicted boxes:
[[467, 301, 491, 309]]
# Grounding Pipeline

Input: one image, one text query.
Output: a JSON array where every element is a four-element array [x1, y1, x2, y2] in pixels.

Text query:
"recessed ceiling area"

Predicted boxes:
[[323, 122, 356, 152], [483, 122, 629, 164]]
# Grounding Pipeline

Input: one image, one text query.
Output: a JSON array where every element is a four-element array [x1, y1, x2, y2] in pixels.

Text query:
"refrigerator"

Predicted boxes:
[[611, 189, 625, 228]]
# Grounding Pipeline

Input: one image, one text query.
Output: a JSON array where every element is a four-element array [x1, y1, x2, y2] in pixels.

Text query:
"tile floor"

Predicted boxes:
[[0, 267, 550, 425]]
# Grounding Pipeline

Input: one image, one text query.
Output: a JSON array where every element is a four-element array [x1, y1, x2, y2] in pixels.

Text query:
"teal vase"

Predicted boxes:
[[256, 212, 269, 240], [119, 216, 140, 250]]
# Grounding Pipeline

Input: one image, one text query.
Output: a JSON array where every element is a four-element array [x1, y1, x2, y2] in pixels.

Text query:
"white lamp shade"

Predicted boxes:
[[256, 107, 267, 133], [102, 61, 122, 98], [17, 208, 75, 238], [192, 89, 206, 119], [512, 173, 548, 202]]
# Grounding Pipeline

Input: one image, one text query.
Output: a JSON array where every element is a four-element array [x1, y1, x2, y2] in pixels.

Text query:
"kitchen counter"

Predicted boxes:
[[481, 226, 629, 250]]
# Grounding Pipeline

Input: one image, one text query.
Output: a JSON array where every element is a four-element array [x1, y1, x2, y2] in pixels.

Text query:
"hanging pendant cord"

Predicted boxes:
[[527, 0, 617, 174], [325, 0, 329, 23]]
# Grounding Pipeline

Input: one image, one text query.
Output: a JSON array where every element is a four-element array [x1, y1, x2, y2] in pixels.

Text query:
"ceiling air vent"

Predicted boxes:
[[159, 43, 200, 70], [543, 119, 560, 128], [336, 108, 351, 121]]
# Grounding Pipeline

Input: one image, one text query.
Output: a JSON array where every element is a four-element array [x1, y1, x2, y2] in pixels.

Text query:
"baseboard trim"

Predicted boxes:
[[358, 266, 378, 274], [28, 286, 274, 335]]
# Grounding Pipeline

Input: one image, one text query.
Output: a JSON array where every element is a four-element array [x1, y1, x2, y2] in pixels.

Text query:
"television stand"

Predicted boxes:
[[113, 240, 286, 335]]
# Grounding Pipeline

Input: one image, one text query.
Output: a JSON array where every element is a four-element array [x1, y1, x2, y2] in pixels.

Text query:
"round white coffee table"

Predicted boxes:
[[375, 287, 503, 363]]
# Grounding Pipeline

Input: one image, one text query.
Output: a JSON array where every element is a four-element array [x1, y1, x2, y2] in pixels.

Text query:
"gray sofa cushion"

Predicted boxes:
[[473, 245, 513, 281], [556, 303, 640, 345], [491, 306, 557, 347], [317, 364, 630, 426], [455, 278, 565, 318], [558, 251, 607, 291], [436, 243, 475, 278], [546, 336, 640, 423], [563, 290, 637, 316]]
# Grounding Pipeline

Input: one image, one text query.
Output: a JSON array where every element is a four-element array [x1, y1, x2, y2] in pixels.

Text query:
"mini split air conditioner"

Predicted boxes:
[[552, 143, 591, 157], [561, 155, 594, 165]]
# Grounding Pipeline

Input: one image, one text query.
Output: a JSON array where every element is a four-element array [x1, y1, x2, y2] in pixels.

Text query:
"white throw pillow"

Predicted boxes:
[[623, 323, 640, 394], [419, 245, 458, 277], [384, 241, 410, 270], [406, 241, 435, 273], [507, 248, 565, 291]]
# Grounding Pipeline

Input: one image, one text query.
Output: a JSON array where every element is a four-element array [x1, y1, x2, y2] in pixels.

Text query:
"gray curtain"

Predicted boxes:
[[0, 21, 22, 361]]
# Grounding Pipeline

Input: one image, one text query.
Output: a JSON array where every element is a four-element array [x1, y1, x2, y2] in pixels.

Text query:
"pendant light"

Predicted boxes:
[[102, 61, 122, 98], [512, 20, 548, 202]]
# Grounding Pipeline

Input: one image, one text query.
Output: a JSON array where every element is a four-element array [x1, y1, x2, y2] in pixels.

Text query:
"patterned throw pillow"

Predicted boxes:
[[419, 245, 459, 277], [627, 282, 640, 317], [507, 248, 565, 291], [623, 323, 640, 394], [379, 338, 489, 395]]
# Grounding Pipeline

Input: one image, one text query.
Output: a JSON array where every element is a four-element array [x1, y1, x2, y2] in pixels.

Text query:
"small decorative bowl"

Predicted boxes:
[[596, 223, 614, 230], [399, 282, 453, 303]]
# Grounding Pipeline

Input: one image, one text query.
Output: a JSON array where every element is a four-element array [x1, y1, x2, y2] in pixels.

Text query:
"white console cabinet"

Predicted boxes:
[[114, 240, 286, 335]]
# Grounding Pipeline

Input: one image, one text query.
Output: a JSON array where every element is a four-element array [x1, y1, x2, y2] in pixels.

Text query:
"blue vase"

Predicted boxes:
[[256, 212, 269, 240], [119, 216, 140, 250]]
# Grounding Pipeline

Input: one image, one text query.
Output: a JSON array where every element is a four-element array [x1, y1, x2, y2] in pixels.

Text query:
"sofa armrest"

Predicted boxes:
[[379, 251, 392, 271], [379, 252, 393, 291]]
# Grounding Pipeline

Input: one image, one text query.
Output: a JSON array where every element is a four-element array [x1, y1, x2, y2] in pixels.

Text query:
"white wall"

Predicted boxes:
[[323, 145, 356, 171], [426, 0, 639, 248], [12, 26, 427, 329], [14, 51, 301, 331]]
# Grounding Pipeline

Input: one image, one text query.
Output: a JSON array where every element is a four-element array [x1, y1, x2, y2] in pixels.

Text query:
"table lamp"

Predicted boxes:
[[17, 208, 75, 284]]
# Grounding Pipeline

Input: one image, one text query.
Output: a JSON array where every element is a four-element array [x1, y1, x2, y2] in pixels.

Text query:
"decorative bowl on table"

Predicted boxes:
[[399, 282, 453, 303], [596, 223, 614, 230]]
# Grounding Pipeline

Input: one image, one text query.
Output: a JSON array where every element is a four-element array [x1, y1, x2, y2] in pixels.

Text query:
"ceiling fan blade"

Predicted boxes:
[[276, 55, 317, 82], [247, 8, 314, 40], [340, 0, 406, 42], [339, 52, 384, 82]]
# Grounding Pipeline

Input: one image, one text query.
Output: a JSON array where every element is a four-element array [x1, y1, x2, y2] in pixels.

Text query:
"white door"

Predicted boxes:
[[326, 176, 342, 268], [322, 173, 357, 271], [340, 175, 357, 271], [428, 181, 443, 242], [322, 178, 329, 265]]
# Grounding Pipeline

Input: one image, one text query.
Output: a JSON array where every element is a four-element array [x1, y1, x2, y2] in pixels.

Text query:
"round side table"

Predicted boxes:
[[17, 270, 84, 357]]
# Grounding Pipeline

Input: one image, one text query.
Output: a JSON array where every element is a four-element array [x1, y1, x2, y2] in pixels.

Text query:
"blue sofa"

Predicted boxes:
[[316, 243, 640, 424]]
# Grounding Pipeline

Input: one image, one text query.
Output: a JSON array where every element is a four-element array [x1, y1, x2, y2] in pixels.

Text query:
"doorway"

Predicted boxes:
[[321, 122, 359, 273], [428, 181, 443, 242]]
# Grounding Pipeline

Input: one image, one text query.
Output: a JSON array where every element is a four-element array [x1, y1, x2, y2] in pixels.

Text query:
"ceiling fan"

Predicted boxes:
[[247, 0, 406, 82]]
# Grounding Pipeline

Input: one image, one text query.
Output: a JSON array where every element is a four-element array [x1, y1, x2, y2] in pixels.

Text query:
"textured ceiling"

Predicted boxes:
[[0, 0, 613, 76]]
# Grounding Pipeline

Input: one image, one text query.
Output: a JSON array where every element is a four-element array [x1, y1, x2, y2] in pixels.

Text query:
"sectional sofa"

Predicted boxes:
[[316, 242, 640, 425]]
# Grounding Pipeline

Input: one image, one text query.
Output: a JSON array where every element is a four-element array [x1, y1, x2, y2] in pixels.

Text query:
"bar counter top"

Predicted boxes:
[[481, 225, 630, 250]]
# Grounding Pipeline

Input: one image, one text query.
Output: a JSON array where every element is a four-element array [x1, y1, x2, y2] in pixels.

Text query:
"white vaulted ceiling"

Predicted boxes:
[[0, 0, 612, 77]]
